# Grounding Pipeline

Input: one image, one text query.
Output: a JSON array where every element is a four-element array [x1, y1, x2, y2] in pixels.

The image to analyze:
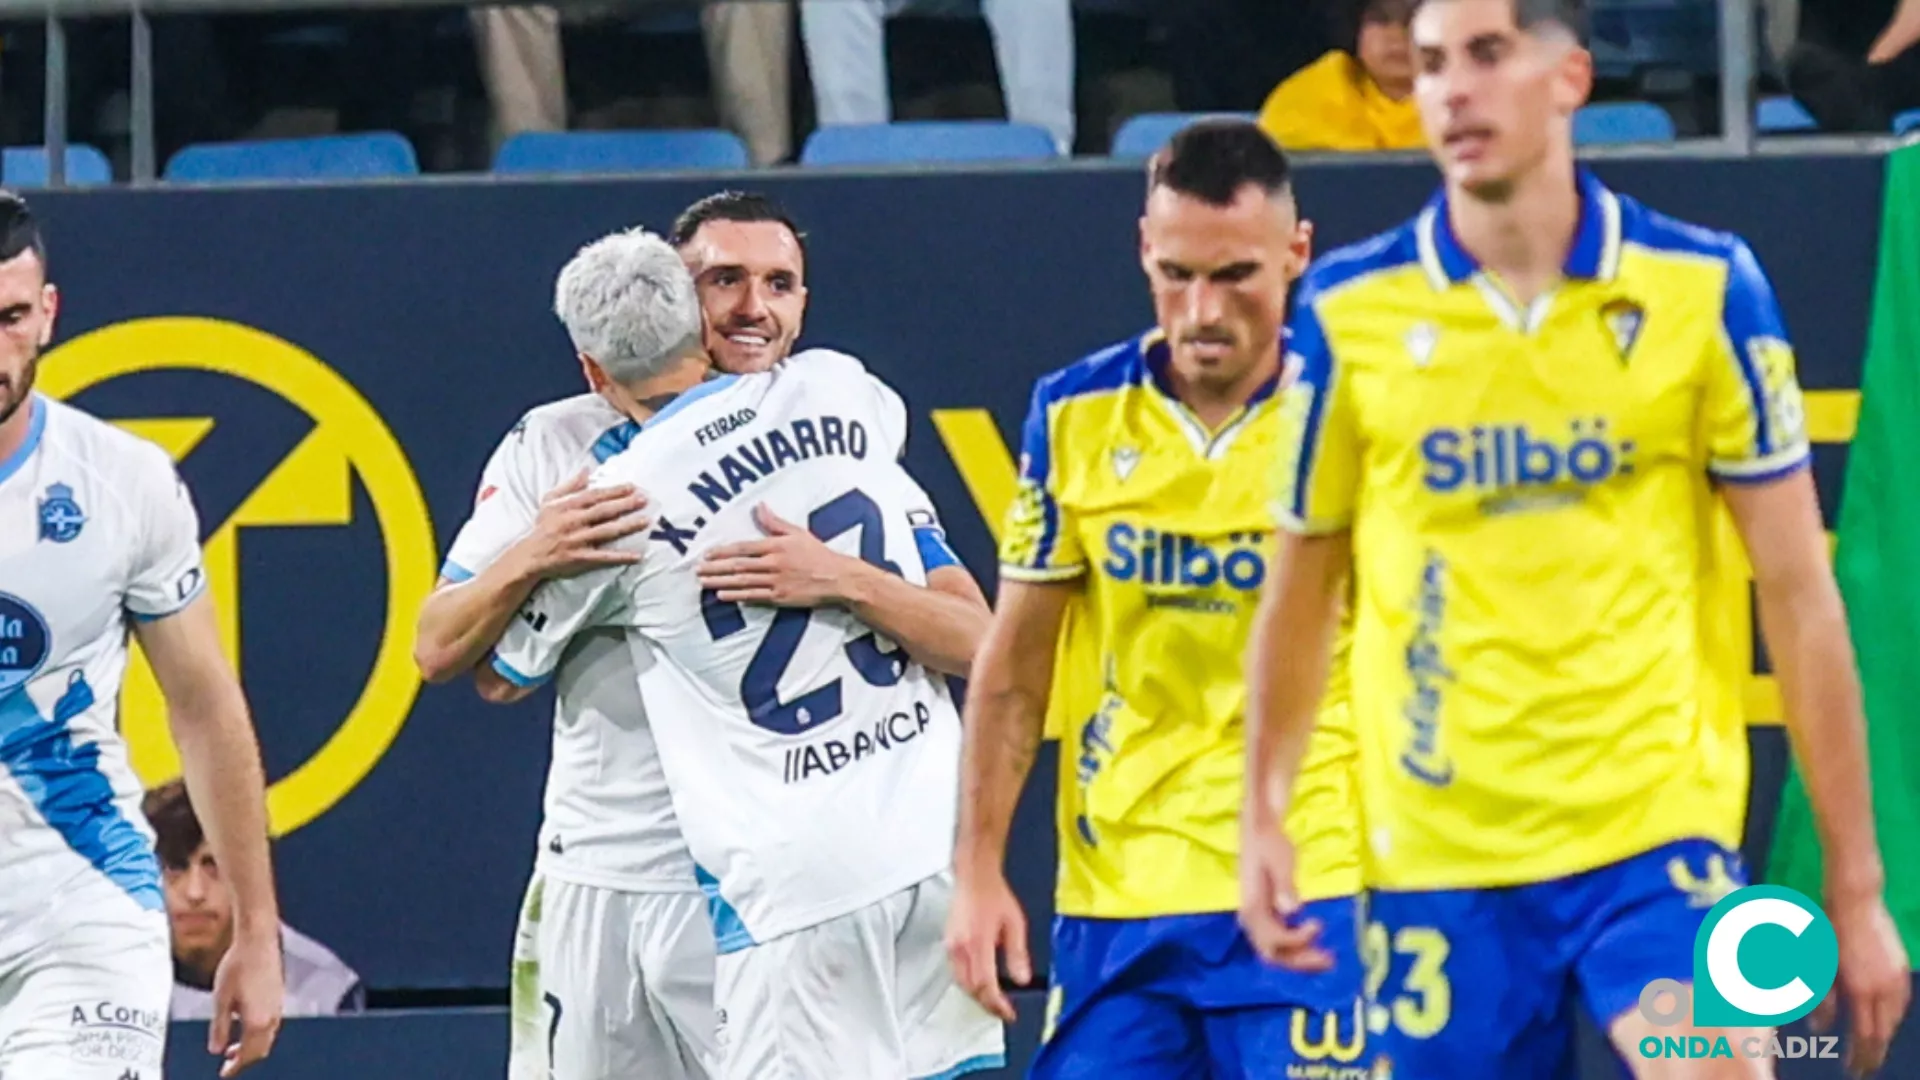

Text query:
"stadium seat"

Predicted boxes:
[[1572, 102, 1676, 145], [1, 145, 113, 187], [493, 130, 750, 175], [1897, 109, 1920, 135], [163, 132, 419, 183], [1110, 113, 1258, 159], [799, 121, 1060, 166], [1756, 96, 1819, 133]]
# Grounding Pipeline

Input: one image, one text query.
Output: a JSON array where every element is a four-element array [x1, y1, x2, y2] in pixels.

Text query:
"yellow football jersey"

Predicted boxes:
[[1002, 331, 1360, 918], [1273, 172, 1809, 891]]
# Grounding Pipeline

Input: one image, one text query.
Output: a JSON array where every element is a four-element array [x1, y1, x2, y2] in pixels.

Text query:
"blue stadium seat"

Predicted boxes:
[[1, 145, 113, 187], [1573, 102, 1676, 145], [1110, 112, 1258, 159], [1896, 109, 1920, 135], [799, 121, 1060, 166], [493, 130, 750, 175], [163, 132, 419, 183], [1756, 96, 1818, 133]]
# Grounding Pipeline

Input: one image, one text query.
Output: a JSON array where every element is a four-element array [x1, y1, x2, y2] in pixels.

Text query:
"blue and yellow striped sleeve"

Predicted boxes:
[[1272, 295, 1360, 534], [1705, 239, 1812, 483], [998, 378, 1087, 581]]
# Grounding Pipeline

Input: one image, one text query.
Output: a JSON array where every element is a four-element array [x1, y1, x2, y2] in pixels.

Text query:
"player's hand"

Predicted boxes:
[[945, 870, 1031, 1023], [1811, 891, 1910, 1076], [1238, 814, 1333, 973], [525, 469, 652, 578], [697, 504, 863, 606], [209, 929, 284, 1077]]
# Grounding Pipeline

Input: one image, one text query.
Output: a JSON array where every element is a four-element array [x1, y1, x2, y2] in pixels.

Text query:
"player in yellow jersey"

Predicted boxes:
[[947, 121, 1368, 1078], [1239, 0, 1912, 1076]]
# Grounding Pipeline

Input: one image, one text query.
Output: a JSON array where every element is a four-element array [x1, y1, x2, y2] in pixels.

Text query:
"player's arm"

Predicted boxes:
[[1711, 242, 1909, 1073], [124, 456, 280, 1077], [1241, 293, 1360, 971], [946, 378, 1087, 1022], [414, 469, 648, 683], [697, 500, 989, 677], [472, 562, 632, 705]]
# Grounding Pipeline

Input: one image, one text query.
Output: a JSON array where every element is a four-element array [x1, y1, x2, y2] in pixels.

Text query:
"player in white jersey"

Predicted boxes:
[[474, 233, 1004, 1080], [415, 212, 990, 1080], [0, 192, 283, 1077]]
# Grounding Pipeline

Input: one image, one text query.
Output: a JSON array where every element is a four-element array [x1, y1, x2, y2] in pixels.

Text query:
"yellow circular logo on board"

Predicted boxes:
[[39, 317, 435, 836]]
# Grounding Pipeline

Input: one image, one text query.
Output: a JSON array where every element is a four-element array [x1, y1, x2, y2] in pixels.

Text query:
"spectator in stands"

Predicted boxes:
[[800, 0, 1075, 153], [1153, 0, 1331, 114], [470, 2, 793, 165], [1788, 0, 1920, 131], [1257, 0, 1421, 152], [144, 781, 367, 1020]]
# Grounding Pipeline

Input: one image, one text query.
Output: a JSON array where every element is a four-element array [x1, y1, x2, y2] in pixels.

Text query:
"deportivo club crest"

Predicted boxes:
[[37, 482, 84, 543]]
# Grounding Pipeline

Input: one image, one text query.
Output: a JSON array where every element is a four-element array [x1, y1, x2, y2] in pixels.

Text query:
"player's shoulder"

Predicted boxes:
[[511, 393, 630, 447], [491, 393, 638, 479], [784, 345, 873, 381], [1615, 194, 1771, 297], [1297, 215, 1425, 305], [38, 395, 176, 486], [1031, 334, 1149, 411]]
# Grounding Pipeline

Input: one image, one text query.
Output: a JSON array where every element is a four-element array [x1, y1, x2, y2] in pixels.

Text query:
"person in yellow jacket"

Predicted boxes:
[[1258, 0, 1422, 151]]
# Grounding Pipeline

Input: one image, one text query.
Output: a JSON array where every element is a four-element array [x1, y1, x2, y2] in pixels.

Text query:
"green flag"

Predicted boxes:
[[1767, 142, 1920, 957]]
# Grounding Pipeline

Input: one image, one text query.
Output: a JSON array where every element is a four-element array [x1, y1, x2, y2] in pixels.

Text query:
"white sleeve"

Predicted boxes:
[[443, 417, 545, 582], [489, 567, 631, 688], [125, 445, 208, 621], [894, 467, 963, 574], [866, 373, 910, 460]]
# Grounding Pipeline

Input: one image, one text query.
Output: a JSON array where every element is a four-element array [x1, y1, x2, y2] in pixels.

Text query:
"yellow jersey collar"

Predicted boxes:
[[1137, 328, 1285, 409], [1415, 168, 1624, 291]]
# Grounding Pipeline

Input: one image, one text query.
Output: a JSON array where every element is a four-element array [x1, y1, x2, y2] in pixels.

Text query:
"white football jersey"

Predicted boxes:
[[0, 395, 197, 930], [444, 392, 696, 894], [493, 351, 965, 948]]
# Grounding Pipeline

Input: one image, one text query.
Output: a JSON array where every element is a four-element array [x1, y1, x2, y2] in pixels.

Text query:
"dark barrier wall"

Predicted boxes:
[[22, 152, 1886, 992]]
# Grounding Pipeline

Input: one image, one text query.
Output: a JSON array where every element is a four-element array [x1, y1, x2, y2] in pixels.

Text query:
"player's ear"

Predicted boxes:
[[1138, 215, 1154, 271], [579, 353, 610, 391], [1292, 219, 1316, 274], [38, 283, 56, 347], [1552, 41, 1595, 115]]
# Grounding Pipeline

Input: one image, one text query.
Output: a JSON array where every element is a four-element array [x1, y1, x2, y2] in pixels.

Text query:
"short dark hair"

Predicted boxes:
[[0, 191, 48, 276], [667, 190, 808, 267], [1147, 120, 1293, 208], [143, 780, 204, 871], [1411, 0, 1588, 42]]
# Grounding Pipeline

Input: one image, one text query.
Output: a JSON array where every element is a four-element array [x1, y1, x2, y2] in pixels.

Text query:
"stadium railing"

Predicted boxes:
[[0, 0, 1769, 187]]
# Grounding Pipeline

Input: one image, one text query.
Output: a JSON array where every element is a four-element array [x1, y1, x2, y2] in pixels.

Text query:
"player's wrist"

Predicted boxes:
[[231, 914, 281, 948], [834, 556, 886, 608], [1825, 858, 1888, 908]]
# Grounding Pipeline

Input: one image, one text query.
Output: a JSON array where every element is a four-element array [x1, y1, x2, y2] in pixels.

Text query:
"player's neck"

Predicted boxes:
[[607, 357, 711, 425], [0, 393, 37, 469], [1164, 352, 1279, 431], [1447, 156, 1581, 307]]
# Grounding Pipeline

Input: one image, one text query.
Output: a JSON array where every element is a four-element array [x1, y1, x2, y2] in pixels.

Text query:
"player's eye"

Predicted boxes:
[[767, 273, 796, 293], [1158, 263, 1195, 283], [1418, 46, 1446, 74], [1211, 264, 1260, 285], [1467, 35, 1507, 66]]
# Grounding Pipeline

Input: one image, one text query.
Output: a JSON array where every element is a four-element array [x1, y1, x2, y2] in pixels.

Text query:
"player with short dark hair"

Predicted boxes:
[[0, 189, 284, 1078], [948, 119, 1367, 1078], [1242, 0, 1911, 1077], [671, 191, 810, 377]]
